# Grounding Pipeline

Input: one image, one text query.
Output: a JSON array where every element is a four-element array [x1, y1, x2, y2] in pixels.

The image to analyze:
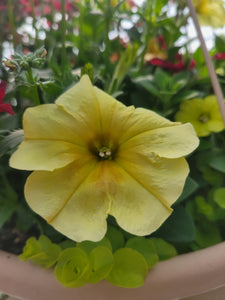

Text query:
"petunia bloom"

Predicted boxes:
[[192, 0, 225, 28], [149, 54, 196, 73], [175, 95, 225, 137], [213, 53, 225, 60], [0, 81, 14, 115], [10, 75, 199, 242]]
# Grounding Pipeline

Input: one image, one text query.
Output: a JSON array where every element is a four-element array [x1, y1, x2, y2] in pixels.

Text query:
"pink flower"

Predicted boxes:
[[149, 54, 196, 73], [213, 53, 225, 60], [0, 81, 14, 115]]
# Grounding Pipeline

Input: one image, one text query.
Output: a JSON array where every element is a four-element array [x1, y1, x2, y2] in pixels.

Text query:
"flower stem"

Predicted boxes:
[[29, 0, 39, 47], [60, 0, 67, 74], [26, 68, 40, 105], [186, 0, 225, 127], [6, 0, 17, 50]]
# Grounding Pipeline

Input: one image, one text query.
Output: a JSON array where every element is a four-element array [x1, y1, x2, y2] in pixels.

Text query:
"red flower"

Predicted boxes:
[[213, 53, 225, 60], [0, 81, 14, 115], [149, 53, 196, 73]]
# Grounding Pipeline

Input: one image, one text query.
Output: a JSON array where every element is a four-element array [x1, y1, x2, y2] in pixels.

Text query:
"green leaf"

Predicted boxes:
[[19, 235, 61, 268], [154, 68, 170, 90], [213, 188, 225, 208], [105, 225, 125, 252], [126, 237, 159, 268], [0, 130, 24, 158], [147, 238, 177, 261], [106, 248, 148, 288], [203, 167, 224, 187], [0, 176, 18, 229], [134, 77, 161, 98], [155, 205, 195, 243], [195, 222, 222, 248], [209, 156, 225, 174], [175, 176, 199, 204], [88, 246, 114, 283], [195, 196, 213, 216], [76, 237, 112, 254], [54, 247, 91, 288]]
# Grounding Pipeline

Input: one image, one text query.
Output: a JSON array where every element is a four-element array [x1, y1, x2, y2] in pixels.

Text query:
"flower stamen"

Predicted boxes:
[[199, 113, 209, 123], [98, 146, 112, 159]]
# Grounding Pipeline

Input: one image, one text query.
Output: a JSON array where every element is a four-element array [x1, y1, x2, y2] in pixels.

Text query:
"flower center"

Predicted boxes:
[[199, 113, 209, 123], [98, 146, 112, 160]]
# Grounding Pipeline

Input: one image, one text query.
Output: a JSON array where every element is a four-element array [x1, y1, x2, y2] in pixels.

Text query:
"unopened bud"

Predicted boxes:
[[4, 59, 17, 71]]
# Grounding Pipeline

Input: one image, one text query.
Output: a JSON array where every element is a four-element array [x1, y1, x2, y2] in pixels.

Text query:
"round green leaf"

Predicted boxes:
[[147, 238, 177, 261], [54, 247, 91, 287], [214, 188, 225, 208], [126, 237, 159, 268], [105, 225, 125, 252], [88, 246, 114, 283], [76, 237, 112, 254], [19, 235, 61, 268], [106, 248, 148, 288]]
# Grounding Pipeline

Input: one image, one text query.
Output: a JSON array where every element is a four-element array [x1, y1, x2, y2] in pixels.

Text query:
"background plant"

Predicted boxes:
[[0, 0, 225, 288]]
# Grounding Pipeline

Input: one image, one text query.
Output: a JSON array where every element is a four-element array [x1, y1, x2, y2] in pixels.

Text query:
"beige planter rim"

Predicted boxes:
[[1, 242, 225, 300]]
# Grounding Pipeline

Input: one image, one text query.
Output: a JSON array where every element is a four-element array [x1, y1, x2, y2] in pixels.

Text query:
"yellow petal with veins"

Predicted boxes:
[[25, 159, 110, 242]]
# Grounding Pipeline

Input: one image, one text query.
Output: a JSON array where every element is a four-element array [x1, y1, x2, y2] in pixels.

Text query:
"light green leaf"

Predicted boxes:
[[147, 238, 177, 261], [54, 247, 91, 288], [19, 235, 61, 268], [106, 248, 148, 288], [126, 237, 159, 268], [214, 188, 225, 208], [76, 237, 112, 254], [88, 246, 114, 283]]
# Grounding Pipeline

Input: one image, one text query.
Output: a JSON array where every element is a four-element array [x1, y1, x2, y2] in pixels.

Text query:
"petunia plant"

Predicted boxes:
[[1, 0, 225, 290]]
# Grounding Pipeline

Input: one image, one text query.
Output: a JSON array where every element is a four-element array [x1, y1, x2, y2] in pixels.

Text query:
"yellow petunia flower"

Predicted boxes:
[[175, 95, 225, 137], [10, 75, 199, 242], [192, 0, 225, 28]]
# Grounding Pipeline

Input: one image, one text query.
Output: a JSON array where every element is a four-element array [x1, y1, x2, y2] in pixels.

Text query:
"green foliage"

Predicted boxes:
[[88, 246, 114, 283], [209, 156, 225, 174], [0, 176, 18, 229], [106, 248, 148, 288], [147, 238, 177, 261], [213, 188, 225, 209], [54, 247, 91, 287], [106, 225, 125, 252], [76, 237, 112, 253], [126, 237, 159, 268], [19, 235, 61, 268], [0, 130, 24, 158], [155, 205, 195, 243]]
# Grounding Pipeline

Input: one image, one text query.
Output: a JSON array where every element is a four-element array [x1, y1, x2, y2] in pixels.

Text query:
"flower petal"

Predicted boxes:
[[119, 123, 199, 159], [0, 103, 14, 115], [22, 104, 91, 145], [56, 75, 130, 145], [106, 162, 172, 236], [25, 160, 111, 242], [9, 140, 87, 171], [116, 152, 189, 206], [56, 75, 102, 137]]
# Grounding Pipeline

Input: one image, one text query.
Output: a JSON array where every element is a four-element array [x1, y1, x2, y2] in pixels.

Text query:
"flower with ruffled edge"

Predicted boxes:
[[10, 75, 199, 242], [175, 95, 224, 137]]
